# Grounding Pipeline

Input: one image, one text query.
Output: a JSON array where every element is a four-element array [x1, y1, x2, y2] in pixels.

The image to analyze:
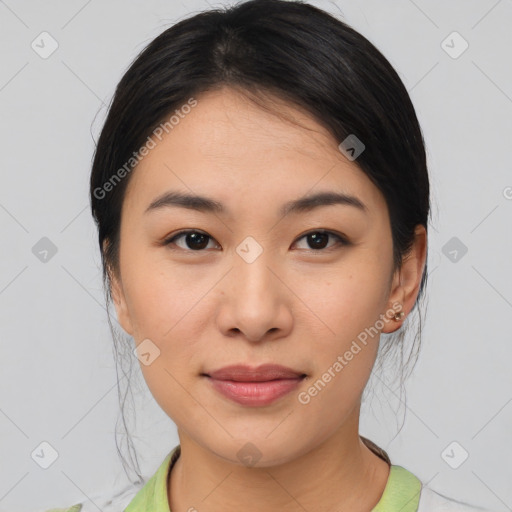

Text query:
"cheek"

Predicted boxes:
[[122, 250, 213, 340], [292, 256, 390, 343], [122, 254, 214, 405], [290, 254, 390, 405], [293, 267, 387, 423]]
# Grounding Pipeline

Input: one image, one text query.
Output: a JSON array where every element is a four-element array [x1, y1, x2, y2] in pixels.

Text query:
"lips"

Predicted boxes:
[[204, 364, 306, 382], [203, 364, 307, 406]]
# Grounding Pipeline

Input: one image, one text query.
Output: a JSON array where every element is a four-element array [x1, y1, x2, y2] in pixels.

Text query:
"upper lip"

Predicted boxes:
[[204, 364, 306, 382]]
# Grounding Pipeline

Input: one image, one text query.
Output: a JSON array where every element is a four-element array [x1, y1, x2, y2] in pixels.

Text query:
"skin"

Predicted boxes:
[[109, 86, 427, 512]]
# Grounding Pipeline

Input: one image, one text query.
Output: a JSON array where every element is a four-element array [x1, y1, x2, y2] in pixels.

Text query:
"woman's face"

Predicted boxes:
[[110, 87, 422, 466]]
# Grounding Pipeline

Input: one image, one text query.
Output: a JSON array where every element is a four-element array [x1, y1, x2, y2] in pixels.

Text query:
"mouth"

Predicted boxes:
[[201, 364, 307, 406], [202, 363, 307, 382]]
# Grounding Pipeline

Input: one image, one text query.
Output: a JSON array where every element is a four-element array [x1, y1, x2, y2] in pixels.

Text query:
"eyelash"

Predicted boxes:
[[162, 229, 350, 253]]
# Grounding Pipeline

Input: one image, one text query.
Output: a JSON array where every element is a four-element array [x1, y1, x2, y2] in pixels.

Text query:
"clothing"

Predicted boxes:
[[42, 438, 495, 512]]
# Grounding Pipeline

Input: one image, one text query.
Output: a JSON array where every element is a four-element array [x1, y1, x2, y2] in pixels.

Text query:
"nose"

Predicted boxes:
[[215, 249, 293, 343]]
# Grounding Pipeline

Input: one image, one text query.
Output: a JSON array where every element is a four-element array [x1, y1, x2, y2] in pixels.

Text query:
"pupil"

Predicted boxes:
[[187, 232, 208, 250], [309, 232, 328, 249]]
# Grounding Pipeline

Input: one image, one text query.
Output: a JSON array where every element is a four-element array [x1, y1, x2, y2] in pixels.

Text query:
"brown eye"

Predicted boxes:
[[293, 230, 348, 251], [163, 229, 349, 253], [164, 230, 219, 251]]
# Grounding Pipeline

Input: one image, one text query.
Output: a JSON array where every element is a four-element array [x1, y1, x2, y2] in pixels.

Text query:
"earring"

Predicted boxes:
[[393, 311, 405, 321]]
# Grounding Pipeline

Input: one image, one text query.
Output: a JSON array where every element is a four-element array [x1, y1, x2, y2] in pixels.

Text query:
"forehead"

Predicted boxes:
[[123, 87, 386, 219]]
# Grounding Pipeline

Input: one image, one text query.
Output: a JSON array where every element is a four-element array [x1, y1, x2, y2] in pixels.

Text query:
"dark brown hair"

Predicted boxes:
[[89, 0, 430, 482]]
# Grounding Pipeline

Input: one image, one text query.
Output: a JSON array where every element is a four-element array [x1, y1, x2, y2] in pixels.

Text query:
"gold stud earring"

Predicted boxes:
[[393, 311, 405, 321]]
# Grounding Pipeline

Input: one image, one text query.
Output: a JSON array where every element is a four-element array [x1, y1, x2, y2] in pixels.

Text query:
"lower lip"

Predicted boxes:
[[205, 376, 304, 406]]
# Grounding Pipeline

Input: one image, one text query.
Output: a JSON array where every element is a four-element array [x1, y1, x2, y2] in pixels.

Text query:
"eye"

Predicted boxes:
[[293, 230, 348, 251], [163, 230, 219, 251], [163, 229, 348, 253]]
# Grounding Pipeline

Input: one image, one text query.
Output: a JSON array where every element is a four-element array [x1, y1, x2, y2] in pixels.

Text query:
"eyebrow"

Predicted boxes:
[[144, 190, 368, 217]]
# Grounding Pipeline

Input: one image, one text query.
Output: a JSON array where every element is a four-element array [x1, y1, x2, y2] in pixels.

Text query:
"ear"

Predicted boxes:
[[103, 240, 134, 336], [381, 224, 427, 334]]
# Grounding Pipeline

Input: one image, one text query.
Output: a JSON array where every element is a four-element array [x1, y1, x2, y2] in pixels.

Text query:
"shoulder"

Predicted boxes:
[[418, 485, 497, 512], [38, 447, 179, 512], [42, 506, 82, 512], [39, 481, 142, 512]]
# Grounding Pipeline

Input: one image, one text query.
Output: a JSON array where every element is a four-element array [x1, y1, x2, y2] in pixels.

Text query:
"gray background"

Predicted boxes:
[[1, 0, 511, 511]]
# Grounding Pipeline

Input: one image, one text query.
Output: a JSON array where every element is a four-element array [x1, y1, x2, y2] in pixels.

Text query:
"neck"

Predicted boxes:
[[168, 420, 390, 512]]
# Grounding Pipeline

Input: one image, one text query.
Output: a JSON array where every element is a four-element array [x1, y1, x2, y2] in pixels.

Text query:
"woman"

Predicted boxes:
[[44, 0, 494, 510]]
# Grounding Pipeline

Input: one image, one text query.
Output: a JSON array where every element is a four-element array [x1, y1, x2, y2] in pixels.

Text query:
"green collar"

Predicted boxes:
[[125, 445, 422, 512], [372, 465, 422, 511]]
